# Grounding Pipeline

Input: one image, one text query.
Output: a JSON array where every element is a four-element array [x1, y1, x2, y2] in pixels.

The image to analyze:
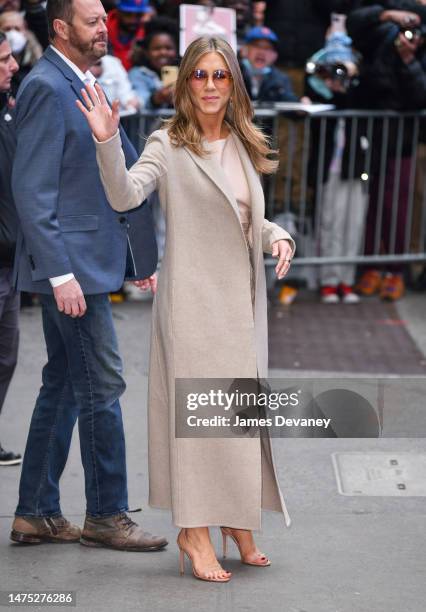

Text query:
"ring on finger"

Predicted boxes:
[[87, 105, 94, 112]]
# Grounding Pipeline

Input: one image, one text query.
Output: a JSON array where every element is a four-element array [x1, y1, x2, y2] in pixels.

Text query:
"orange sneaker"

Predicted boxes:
[[356, 270, 382, 296], [380, 273, 405, 301], [278, 285, 298, 305]]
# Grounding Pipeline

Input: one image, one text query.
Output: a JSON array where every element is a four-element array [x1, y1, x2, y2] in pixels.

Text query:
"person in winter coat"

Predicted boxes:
[[21, 0, 49, 51], [107, 0, 153, 71], [239, 26, 300, 104], [78, 35, 295, 583], [0, 29, 21, 466], [0, 10, 43, 99], [128, 15, 178, 109], [306, 29, 367, 303], [347, 3, 426, 300]]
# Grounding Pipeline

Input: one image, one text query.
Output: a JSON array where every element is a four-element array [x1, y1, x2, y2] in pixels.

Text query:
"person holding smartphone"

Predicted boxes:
[[129, 16, 179, 109]]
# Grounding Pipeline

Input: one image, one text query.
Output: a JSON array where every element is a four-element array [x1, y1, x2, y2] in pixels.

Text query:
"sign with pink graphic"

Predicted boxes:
[[179, 4, 237, 56]]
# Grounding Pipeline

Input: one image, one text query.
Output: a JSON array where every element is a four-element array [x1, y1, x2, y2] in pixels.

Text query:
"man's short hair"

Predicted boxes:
[[46, 0, 75, 41], [0, 30, 6, 46]]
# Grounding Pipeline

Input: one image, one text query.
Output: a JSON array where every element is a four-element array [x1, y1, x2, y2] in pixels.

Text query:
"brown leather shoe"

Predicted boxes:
[[80, 512, 168, 552], [10, 515, 81, 544]]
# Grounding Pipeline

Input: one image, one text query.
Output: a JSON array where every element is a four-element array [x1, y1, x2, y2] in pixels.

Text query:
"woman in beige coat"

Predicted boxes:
[[78, 36, 295, 583]]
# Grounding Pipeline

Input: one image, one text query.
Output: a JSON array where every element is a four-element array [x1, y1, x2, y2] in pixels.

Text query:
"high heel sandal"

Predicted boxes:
[[221, 527, 271, 567], [177, 530, 232, 583]]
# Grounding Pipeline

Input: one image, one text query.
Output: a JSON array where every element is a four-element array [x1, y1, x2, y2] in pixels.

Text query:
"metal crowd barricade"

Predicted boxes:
[[274, 108, 426, 269], [120, 107, 426, 276]]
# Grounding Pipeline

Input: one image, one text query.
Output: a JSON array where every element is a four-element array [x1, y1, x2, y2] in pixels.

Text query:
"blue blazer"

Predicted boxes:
[[12, 46, 157, 295]]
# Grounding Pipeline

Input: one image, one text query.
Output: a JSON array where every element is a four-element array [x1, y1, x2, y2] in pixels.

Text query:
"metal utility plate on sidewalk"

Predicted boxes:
[[332, 452, 426, 496]]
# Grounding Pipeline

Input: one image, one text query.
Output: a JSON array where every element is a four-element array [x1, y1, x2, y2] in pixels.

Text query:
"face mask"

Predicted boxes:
[[6, 29, 27, 55], [241, 58, 271, 78], [308, 75, 334, 100]]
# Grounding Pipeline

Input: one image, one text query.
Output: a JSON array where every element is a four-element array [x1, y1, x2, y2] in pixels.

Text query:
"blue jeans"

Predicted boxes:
[[16, 294, 128, 518]]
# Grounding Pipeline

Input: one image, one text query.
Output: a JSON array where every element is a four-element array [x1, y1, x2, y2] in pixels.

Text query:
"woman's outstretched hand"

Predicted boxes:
[[76, 83, 120, 142]]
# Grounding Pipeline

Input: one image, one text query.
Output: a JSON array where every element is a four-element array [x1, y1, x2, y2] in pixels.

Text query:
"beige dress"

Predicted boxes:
[[94, 127, 295, 530]]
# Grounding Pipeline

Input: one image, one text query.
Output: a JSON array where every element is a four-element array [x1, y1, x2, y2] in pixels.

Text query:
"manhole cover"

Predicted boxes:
[[332, 452, 426, 496]]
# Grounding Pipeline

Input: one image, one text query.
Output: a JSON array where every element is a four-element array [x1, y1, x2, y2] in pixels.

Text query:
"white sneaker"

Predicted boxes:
[[320, 286, 340, 304], [339, 284, 361, 304], [342, 291, 360, 304]]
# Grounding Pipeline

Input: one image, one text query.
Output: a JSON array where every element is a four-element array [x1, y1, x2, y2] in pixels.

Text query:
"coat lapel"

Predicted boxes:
[[44, 46, 88, 104], [184, 138, 241, 221], [183, 130, 266, 256]]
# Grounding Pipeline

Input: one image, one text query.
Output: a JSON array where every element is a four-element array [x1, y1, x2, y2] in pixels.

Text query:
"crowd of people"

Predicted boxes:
[[2, 0, 425, 305], [1, 0, 426, 465]]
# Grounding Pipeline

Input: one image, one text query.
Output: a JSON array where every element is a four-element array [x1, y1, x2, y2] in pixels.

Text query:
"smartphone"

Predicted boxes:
[[161, 66, 179, 87]]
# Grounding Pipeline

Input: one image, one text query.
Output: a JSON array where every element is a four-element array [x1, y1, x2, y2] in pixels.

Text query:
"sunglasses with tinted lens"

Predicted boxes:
[[189, 69, 233, 84]]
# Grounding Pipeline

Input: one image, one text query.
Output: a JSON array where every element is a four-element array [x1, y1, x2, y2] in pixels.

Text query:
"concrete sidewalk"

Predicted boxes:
[[1, 295, 425, 612]]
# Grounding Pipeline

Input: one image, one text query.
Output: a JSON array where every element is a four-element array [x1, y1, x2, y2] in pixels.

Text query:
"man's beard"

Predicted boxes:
[[69, 31, 107, 62]]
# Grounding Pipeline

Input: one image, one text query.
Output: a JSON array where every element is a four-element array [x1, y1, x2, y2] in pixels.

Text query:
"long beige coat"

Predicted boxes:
[[95, 127, 295, 530]]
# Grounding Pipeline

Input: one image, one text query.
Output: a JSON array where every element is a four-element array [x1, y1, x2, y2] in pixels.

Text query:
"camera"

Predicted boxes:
[[400, 24, 426, 43], [306, 61, 351, 88]]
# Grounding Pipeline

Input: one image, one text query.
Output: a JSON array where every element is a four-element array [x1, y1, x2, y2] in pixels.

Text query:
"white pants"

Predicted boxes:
[[319, 174, 368, 287]]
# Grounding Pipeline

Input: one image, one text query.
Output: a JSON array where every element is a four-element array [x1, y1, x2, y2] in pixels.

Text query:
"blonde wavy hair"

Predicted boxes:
[[163, 36, 278, 175]]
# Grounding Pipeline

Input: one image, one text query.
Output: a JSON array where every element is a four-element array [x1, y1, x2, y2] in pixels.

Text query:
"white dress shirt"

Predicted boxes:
[[49, 45, 97, 288]]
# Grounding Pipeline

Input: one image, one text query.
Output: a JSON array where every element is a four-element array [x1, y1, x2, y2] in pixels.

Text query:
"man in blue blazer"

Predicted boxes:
[[10, 0, 167, 551]]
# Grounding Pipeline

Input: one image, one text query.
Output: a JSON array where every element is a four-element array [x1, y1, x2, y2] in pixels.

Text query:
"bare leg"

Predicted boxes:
[[177, 527, 232, 581], [221, 527, 270, 566]]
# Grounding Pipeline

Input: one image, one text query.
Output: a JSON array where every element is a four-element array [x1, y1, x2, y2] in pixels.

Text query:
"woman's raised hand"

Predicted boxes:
[[76, 83, 120, 143]]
